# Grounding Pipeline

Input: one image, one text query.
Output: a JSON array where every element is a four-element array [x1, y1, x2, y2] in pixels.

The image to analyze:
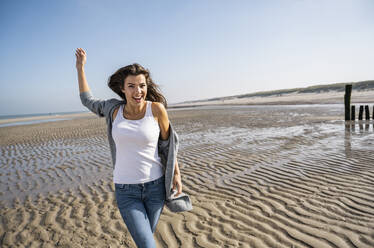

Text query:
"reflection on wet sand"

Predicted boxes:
[[345, 120, 374, 158], [344, 123, 352, 158]]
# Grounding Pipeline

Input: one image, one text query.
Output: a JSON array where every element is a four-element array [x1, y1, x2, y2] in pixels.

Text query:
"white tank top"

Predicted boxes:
[[112, 101, 164, 184]]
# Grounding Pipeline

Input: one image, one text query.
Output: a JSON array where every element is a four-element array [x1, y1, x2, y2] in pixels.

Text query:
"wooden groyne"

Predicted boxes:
[[344, 85, 352, 121], [345, 84, 373, 121]]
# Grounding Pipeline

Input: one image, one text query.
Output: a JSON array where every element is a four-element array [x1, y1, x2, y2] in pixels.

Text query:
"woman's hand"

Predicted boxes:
[[172, 171, 183, 197], [75, 48, 91, 93], [75, 48, 87, 69]]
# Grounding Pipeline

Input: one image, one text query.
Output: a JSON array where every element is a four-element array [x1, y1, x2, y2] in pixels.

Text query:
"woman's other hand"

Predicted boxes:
[[75, 48, 87, 69], [172, 172, 183, 197]]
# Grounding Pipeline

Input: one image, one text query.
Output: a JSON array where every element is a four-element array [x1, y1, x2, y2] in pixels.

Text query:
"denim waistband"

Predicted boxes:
[[115, 175, 165, 187]]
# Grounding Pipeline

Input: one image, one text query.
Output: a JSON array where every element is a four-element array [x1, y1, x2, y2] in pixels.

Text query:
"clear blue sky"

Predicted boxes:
[[0, 0, 373, 115]]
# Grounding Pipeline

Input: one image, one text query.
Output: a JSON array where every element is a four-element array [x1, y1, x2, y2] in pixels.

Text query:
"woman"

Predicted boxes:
[[75, 48, 192, 248]]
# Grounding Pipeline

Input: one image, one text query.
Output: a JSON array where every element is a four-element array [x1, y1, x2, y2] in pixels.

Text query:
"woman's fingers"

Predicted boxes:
[[75, 48, 85, 55], [178, 182, 183, 195], [173, 175, 183, 197], [175, 184, 182, 197], [77, 48, 86, 54], [75, 48, 86, 60]]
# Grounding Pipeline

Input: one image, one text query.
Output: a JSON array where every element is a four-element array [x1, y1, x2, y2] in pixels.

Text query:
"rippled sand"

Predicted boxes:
[[1, 105, 374, 247]]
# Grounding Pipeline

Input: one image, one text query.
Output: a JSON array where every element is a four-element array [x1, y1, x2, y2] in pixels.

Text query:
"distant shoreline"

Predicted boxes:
[[169, 89, 374, 108], [0, 111, 88, 120], [3, 88, 374, 126], [0, 112, 93, 127]]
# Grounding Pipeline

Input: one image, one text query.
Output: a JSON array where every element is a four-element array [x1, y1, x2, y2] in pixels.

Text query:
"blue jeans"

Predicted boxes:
[[115, 176, 166, 248]]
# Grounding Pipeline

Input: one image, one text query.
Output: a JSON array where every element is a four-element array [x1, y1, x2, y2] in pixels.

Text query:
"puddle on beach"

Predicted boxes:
[[1, 104, 374, 207]]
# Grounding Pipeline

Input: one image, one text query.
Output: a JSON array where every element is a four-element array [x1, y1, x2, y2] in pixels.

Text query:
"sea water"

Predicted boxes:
[[0, 111, 87, 128]]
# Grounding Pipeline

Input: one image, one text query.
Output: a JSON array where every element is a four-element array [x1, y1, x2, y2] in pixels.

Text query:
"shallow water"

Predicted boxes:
[[0, 118, 72, 127]]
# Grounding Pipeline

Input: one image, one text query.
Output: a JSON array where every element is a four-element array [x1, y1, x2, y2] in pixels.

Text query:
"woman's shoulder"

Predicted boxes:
[[106, 99, 124, 112], [151, 101, 167, 118]]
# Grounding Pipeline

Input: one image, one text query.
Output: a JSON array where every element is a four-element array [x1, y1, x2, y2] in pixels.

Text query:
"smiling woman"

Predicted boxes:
[[107, 63, 167, 107], [75, 48, 192, 248]]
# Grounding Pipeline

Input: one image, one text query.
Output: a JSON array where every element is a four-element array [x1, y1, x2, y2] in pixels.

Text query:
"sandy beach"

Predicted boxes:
[[171, 89, 374, 107], [1, 104, 374, 247]]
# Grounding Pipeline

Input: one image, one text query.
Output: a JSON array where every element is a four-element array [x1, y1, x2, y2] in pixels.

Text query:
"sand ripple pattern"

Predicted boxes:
[[0, 134, 112, 204], [1, 106, 374, 247]]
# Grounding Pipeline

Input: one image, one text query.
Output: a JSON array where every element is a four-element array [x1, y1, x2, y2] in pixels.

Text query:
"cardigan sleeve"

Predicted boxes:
[[80, 91, 110, 117], [158, 133, 170, 171]]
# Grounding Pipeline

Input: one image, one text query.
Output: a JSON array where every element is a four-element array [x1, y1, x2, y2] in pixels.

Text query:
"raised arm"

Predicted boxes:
[[75, 48, 108, 117], [75, 48, 90, 93]]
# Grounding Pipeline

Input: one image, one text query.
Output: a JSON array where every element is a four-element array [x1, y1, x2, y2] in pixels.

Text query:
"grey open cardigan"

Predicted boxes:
[[80, 91, 192, 212]]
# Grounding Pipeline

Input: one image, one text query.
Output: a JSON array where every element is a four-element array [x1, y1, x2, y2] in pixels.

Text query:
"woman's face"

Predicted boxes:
[[122, 74, 147, 105]]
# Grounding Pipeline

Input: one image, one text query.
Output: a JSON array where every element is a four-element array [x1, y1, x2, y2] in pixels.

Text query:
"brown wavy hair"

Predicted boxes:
[[107, 63, 167, 107]]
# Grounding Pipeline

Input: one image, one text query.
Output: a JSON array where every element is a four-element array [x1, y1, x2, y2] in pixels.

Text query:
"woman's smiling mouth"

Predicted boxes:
[[133, 96, 142, 103]]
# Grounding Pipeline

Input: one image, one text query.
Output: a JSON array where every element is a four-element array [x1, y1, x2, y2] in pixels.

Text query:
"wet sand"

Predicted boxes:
[[0, 112, 93, 127], [1, 105, 374, 247]]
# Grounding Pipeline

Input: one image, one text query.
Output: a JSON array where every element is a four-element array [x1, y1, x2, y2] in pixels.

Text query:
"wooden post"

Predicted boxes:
[[344, 84, 352, 121], [373, 106, 374, 120], [351, 105, 355, 121], [358, 105, 364, 120], [365, 105, 370, 120]]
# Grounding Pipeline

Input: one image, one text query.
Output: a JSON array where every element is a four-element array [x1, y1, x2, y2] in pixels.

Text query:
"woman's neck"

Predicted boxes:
[[124, 101, 147, 115]]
